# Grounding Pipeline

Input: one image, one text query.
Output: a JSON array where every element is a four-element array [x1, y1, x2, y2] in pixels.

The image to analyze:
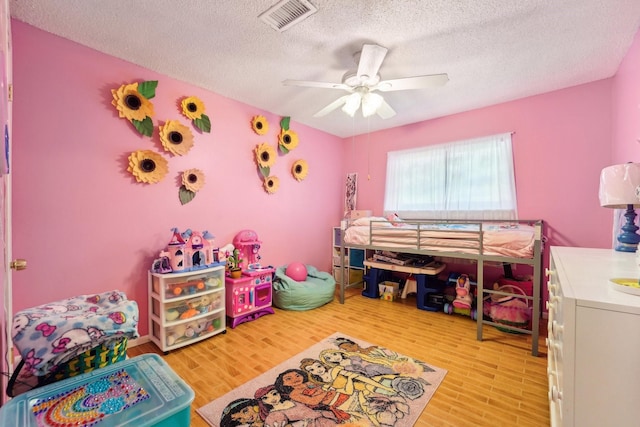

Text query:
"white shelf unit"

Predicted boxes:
[[148, 264, 226, 353], [332, 227, 370, 288], [547, 246, 640, 426]]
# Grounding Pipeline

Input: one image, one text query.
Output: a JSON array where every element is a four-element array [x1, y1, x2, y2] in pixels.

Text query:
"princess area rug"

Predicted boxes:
[[197, 332, 447, 426]]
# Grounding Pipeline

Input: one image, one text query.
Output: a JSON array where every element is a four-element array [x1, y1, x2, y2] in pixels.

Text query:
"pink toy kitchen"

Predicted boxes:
[[225, 230, 275, 328]]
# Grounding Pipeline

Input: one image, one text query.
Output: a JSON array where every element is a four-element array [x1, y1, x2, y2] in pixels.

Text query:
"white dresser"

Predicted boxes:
[[547, 246, 640, 426]]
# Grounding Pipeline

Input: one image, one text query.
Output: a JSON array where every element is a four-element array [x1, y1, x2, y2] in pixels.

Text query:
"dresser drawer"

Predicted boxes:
[[546, 261, 565, 427]]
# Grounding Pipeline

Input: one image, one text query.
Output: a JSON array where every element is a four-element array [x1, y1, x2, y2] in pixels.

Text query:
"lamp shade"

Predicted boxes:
[[599, 163, 640, 208], [361, 92, 383, 117], [341, 93, 361, 117]]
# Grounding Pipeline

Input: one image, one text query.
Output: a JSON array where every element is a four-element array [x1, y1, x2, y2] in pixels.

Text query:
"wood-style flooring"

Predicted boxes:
[[128, 287, 549, 426]]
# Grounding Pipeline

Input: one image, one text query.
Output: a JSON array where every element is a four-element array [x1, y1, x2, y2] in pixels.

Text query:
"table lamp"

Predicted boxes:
[[599, 162, 640, 252]]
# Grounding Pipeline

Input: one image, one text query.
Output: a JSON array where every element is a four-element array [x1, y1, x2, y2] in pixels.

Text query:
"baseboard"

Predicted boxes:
[[128, 335, 150, 348]]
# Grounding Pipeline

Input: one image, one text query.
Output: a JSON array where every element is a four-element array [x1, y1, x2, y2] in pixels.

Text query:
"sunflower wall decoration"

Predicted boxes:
[[179, 168, 206, 205], [278, 116, 299, 154], [251, 115, 269, 135], [181, 96, 211, 133], [159, 120, 194, 156], [263, 176, 280, 194], [292, 159, 309, 181], [111, 81, 158, 137], [254, 142, 277, 178], [127, 150, 168, 184]]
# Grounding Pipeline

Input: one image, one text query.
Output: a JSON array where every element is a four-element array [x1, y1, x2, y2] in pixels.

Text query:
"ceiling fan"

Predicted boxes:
[[283, 43, 449, 119]]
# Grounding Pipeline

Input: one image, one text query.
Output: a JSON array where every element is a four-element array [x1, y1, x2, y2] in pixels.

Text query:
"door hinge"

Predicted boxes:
[[8, 83, 12, 102]]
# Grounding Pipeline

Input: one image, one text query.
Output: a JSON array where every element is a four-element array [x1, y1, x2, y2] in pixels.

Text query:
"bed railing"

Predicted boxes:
[[356, 218, 542, 259]]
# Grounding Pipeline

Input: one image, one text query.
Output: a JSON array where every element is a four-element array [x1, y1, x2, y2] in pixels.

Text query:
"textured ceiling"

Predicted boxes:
[[9, 0, 640, 138]]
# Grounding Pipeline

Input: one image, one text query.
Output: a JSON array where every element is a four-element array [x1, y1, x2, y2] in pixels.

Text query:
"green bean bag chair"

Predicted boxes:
[[272, 264, 336, 310]]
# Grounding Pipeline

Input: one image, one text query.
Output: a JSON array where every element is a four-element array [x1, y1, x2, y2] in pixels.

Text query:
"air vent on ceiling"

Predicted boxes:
[[259, 0, 318, 32]]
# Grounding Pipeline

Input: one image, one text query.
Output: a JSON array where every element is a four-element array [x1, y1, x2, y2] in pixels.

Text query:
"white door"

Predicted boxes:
[[0, 0, 13, 405]]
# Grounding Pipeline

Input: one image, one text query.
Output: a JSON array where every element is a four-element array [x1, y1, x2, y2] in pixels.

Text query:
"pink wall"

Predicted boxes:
[[612, 30, 640, 162], [10, 21, 344, 334], [343, 80, 614, 253]]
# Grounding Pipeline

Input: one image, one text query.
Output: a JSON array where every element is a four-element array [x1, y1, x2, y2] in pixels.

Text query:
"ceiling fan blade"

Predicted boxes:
[[357, 44, 388, 79], [374, 73, 449, 92], [313, 95, 350, 117], [376, 99, 396, 119], [282, 79, 351, 91]]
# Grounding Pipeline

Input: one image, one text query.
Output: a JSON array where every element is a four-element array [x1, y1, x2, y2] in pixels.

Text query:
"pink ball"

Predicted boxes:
[[285, 262, 308, 282]]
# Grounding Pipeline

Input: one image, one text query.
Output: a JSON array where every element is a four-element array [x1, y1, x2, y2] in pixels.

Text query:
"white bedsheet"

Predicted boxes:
[[343, 221, 536, 258]]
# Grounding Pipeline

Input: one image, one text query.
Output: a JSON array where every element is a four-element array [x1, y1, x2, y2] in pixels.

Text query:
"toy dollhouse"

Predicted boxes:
[[151, 228, 222, 274]]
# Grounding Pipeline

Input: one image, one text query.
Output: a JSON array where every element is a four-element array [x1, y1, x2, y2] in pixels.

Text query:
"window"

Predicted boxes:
[[383, 132, 517, 220]]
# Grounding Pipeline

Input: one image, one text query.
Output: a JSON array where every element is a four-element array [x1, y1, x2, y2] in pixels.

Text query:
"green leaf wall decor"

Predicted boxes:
[[132, 116, 154, 137], [194, 115, 211, 133], [280, 116, 290, 131], [138, 81, 158, 99], [179, 186, 196, 205]]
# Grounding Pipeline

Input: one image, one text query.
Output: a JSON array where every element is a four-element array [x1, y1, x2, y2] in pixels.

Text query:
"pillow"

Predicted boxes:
[[351, 216, 390, 227], [386, 213, 403, 226]]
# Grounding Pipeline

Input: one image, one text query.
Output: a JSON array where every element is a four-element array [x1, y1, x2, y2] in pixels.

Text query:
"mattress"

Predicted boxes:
[[343, 219, 537, 258]]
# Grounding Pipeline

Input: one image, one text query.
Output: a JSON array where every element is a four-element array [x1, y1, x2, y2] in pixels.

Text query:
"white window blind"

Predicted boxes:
[[383, 133, 517, 220]]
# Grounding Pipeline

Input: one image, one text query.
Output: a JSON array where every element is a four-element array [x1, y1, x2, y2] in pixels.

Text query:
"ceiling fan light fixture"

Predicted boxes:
[[342, 92, 361, 117], [284, 43, 446, 121], [362, 92, 383, 117]]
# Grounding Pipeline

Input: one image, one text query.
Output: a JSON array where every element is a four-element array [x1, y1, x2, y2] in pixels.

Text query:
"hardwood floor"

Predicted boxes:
[[128, 287, 549, 426]]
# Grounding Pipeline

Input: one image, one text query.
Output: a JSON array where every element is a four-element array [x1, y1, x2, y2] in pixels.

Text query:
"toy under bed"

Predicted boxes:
[[8, 290, 139, 397]]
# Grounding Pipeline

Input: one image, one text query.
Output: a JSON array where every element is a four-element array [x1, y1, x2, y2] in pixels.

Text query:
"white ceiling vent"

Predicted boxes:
[[259, 0, 318, 32]]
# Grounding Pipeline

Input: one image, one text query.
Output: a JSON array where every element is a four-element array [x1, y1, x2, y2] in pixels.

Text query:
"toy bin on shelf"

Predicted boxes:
[[150, 267, 224, 300], [0, 353, 194, 427], [160, 310, 225, 349], [332, 267, 364, 286]]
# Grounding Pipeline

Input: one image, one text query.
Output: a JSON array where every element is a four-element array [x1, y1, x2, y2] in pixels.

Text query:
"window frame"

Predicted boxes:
[[382, 132, 517, 220]]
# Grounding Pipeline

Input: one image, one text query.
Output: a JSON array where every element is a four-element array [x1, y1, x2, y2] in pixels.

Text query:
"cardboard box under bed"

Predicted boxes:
[[0, 353, 194, 427]]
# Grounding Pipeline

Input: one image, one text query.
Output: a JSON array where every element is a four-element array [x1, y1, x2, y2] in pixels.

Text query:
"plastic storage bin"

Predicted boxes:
[[151, 269, 223, 300], [0, 353, 194, 427]]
